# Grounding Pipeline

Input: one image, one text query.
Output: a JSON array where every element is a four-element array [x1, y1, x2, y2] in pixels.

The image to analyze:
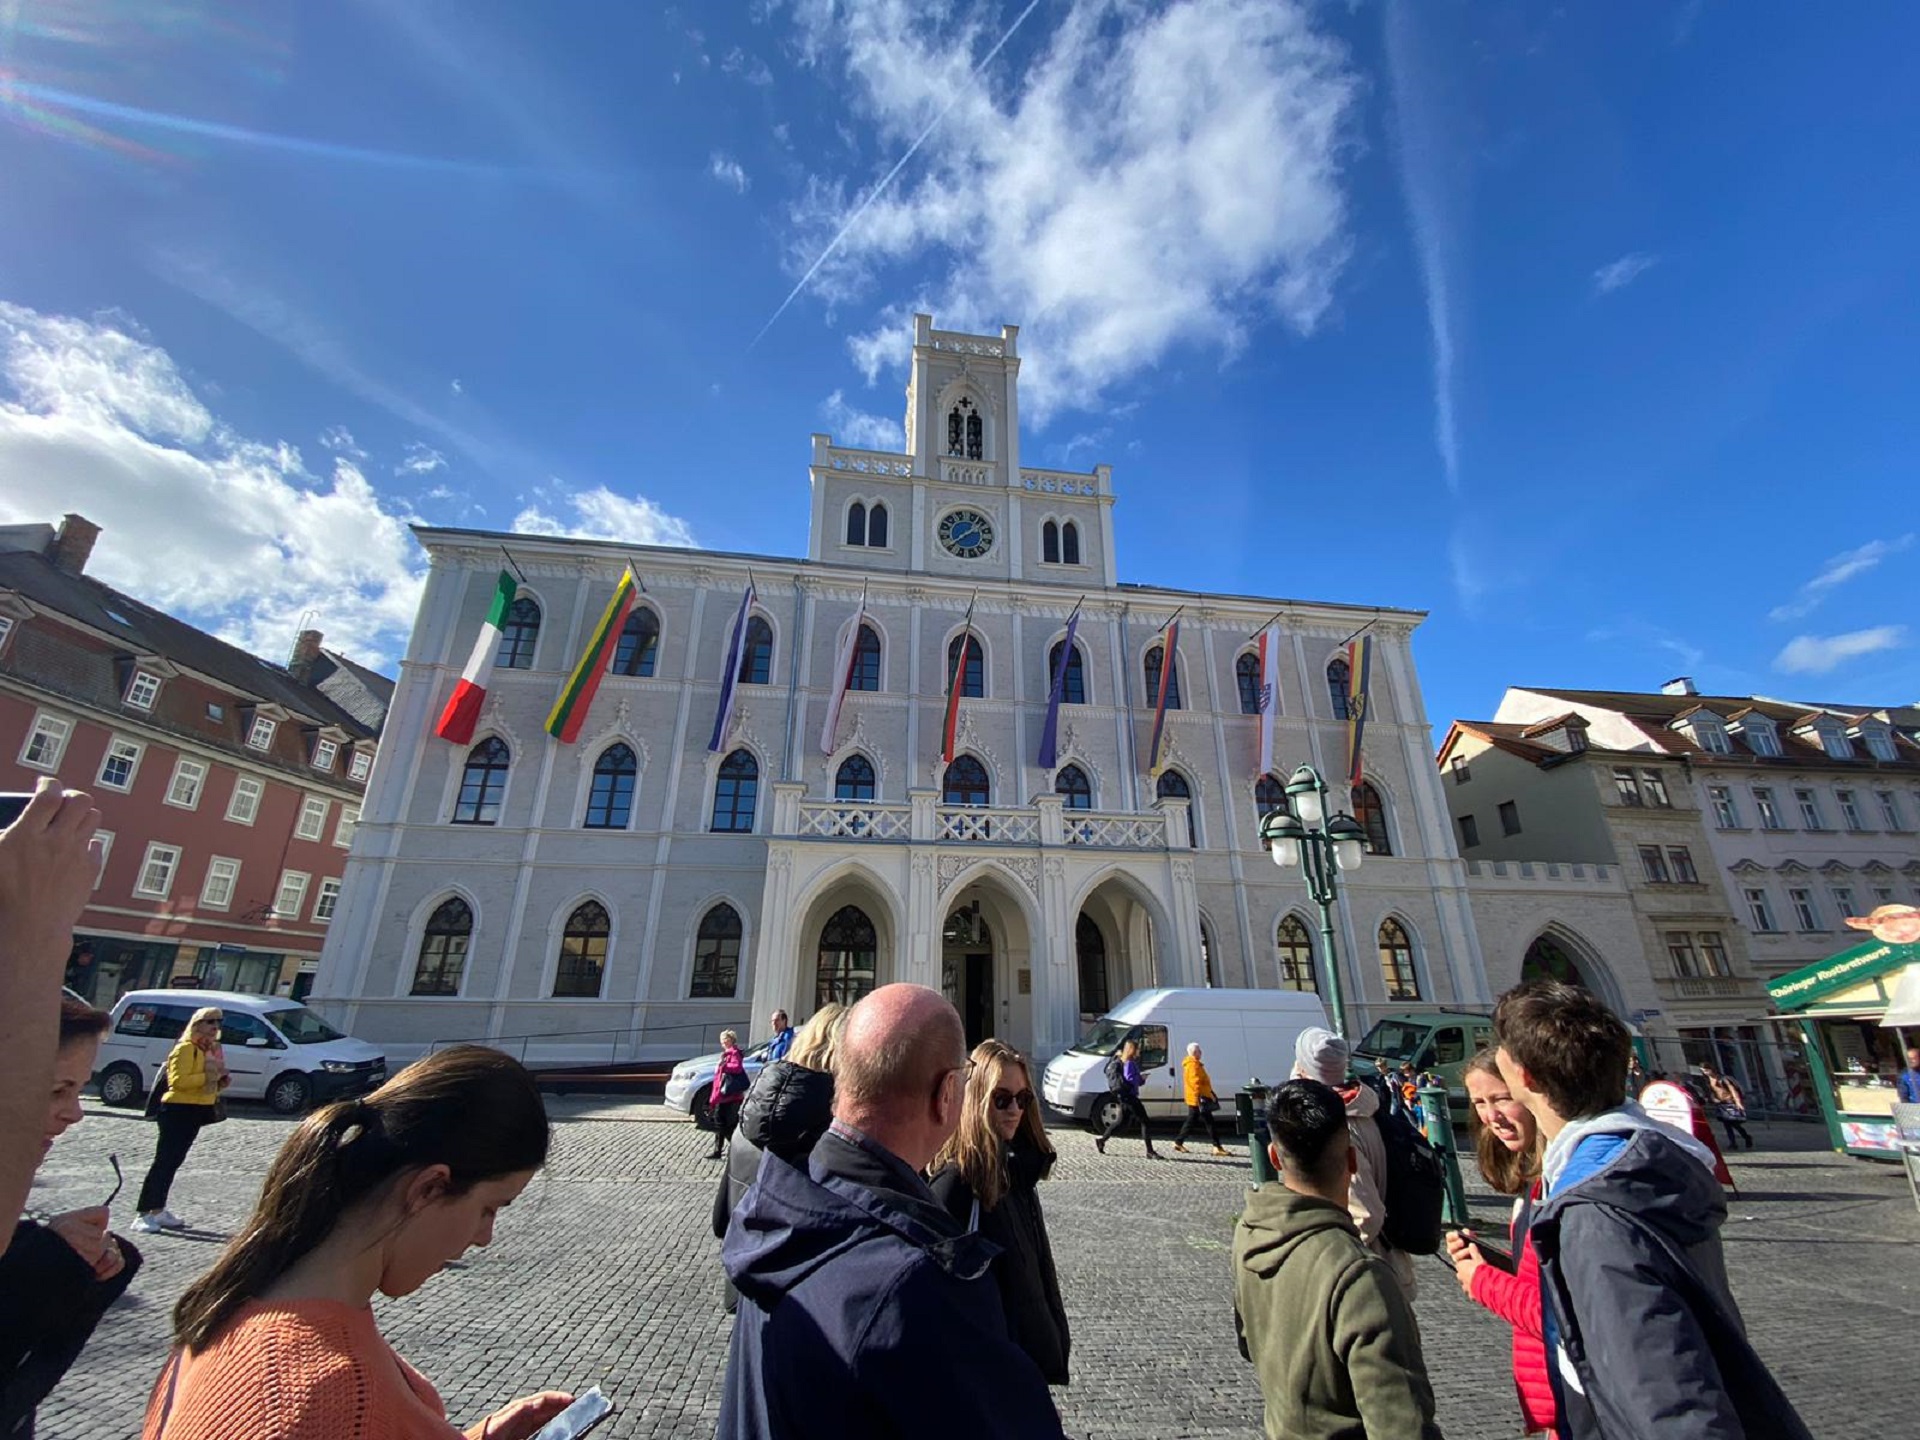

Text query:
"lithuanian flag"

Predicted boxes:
[[546, 567, 639, 743]]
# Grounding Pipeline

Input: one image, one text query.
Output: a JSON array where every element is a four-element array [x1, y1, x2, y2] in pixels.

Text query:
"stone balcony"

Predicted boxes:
[[773, 783, 1181, 851], [1653, 974, 1767, 1003]]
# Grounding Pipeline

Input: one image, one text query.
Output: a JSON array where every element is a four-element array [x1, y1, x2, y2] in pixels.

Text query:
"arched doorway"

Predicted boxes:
[[816, 905, 879, 1008], [942, 903, 995, 1049], [1521, 928, 1627, 1018], [1076, 915, 1109, 1019], [936, 871, 1038, 1054], [1522, 933, 1587, 989]]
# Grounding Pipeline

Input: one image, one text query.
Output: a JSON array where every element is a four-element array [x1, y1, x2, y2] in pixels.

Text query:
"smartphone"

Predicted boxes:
[[1444, 1227, 1516, 1275], [530, 1388, 614, 1440], [0, 793, 31, 830]]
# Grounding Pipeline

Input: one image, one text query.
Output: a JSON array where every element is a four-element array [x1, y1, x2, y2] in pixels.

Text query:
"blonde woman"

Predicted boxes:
[[705, 1029, 749, 1160], [133, 1008, 226, 1233], [929, 1039, 1071, 1384]]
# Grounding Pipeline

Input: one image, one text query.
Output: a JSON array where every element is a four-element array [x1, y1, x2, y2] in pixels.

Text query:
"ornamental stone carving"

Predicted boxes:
[[478, 695, 524, 754], [911, 851, 936, 881], [1002, 855, 1040, 899], [1044, 855, 1067, 883], [1172, 859, 1195, 885]]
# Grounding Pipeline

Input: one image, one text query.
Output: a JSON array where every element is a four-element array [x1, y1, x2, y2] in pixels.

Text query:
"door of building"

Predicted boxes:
[[963, 952, 994, 1050]]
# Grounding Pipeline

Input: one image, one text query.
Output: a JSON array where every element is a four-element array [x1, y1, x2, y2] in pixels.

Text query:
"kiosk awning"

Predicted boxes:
[[1880, 966, 1920, 1028], [1767, 938, 1920, 1015]]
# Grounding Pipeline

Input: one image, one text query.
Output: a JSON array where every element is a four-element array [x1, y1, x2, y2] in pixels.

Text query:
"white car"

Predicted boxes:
[[665, 1042, 772, 1128]]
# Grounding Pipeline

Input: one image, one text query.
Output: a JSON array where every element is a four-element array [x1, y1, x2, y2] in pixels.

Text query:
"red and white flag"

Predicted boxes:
[[435, 570, 516, 744], [819, 603, 866, 754]]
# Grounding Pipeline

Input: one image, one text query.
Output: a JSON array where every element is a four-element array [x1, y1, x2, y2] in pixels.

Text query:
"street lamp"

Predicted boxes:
[[1260, 763, 1364, 1037]]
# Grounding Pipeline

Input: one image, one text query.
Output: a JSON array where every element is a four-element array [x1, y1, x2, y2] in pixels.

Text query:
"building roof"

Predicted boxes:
[[310, 649, 396, 732], [0, 549, 386, 740], [1435, 719, 1657, 770]]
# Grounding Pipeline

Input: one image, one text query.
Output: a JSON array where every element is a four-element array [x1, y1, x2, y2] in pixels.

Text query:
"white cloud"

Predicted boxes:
[[777, 0, 1359, 421], [450, 378, 464, 395], [396, 442, 448, 476], [511, 486, 697, 548], [1769, 534, 1914, 621], [821, 389, 902, 450], [1593, 251, 1659, 294], [723, 47, 775, 85], [1774, 626, 1907, 676], [319, 424, 366, 460], [709, 152, 751, 194], [0, 301, 425, 666]]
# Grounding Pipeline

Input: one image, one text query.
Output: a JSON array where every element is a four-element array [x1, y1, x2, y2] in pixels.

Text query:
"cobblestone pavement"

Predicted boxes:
[[30, 1099, 1920, 1439]]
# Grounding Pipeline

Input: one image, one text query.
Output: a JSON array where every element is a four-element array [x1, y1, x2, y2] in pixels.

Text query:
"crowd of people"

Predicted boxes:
[[1, 776, 1825, 1438]]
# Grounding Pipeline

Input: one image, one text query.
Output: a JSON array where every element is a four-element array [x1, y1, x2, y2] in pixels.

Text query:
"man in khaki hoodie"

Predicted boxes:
[[1233, 1079, 1442, 1440]]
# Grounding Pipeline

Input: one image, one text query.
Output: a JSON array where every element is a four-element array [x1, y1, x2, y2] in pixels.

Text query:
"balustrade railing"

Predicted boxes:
[[1064, 813, 1168, 848], [786, 799, 1166, 849], [796, 802, 912, 840], [823, 446, 913, 476], [938, 807, 1039, 844]]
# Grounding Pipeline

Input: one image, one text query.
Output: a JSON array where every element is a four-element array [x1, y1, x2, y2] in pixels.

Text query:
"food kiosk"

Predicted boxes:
[[1767, 936, 1918, 1159]]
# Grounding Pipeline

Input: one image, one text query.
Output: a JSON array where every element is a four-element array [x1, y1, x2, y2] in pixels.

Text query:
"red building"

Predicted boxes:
[[0, 514, 392, 1003]]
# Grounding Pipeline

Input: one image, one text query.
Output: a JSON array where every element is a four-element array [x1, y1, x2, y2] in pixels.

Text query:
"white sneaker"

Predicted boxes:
[[157, 1210, 186, 1230], [132, 1213, 165, 1234]]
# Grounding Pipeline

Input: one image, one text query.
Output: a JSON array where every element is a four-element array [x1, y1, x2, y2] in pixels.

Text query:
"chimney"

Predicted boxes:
[[1662, 676, 1698, 697], [48, 514, 100, 575], [289, 629, 324, 684]]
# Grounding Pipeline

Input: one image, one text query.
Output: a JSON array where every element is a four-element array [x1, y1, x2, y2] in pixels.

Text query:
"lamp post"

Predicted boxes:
[[1259, 763, 1365, 1039]]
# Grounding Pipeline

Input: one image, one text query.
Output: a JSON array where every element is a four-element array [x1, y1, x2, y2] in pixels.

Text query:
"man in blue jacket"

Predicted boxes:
[[719, 983, 1063, 1440], [1493, 982, 1812, 1440], [764, 1008, 795, 1063]]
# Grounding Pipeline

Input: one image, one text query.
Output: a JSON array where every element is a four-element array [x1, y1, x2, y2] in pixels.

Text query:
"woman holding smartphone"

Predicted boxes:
[[143, 1046, 573, 1440], [1446, 1049, 1554, 1436], [929, 1040, 1071, 1385]]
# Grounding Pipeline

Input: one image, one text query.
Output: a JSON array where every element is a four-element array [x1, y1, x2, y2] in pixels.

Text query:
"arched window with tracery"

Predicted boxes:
[[711, 750, 758, 833], [1047, 641, 1087, 705], [817, 905, 878, 1008], [453, 738, 510, 825], [947, 634, 984, 698], [1055, 764, 1092, 810], [966, 407, 983, 459], [849, 623, 882, 692], [1236, 653, 1264, 715], [1352, 781, 1391, 856], [1255, 773, 1288, 816], [1157, 770, 1197, 847], [1379, 919, 1421, 1000], [846, 502, 867, 547], [1061, 521, 1081, 565], [739, 616, 773, 685], [834, 753, 876, 801], [1144, 645, 1183, 710], [496, 597, 541, 670], [691, 903, 743, 998], [943, 755, 991, 806], [553, 900, 610, 998], [1276, 915, 1318, 993], [1043, 521, 1060, 564], [1327, 657, 1352, 720], [410, 897, 472, 996], [584, 743, 636, 829], [612, 607, 659, 677]]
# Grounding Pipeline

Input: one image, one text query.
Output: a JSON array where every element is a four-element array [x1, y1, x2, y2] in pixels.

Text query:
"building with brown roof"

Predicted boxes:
[[0, 514, 392, 1004]]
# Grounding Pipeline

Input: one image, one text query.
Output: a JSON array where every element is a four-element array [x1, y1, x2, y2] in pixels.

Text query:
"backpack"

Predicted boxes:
[[1362, 1075, 1447, 1255], [1104, 1053, 1128, 1095]]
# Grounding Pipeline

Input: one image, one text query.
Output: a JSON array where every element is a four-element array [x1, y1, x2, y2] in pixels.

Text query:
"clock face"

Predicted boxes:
[[938, 508, 996, 559]]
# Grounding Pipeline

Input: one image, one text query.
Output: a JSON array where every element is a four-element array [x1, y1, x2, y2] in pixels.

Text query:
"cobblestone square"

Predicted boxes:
[[30, 1100, 1920, 1439]]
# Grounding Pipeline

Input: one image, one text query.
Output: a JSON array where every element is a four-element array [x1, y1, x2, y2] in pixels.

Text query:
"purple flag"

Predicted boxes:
[[707, 582, 756, 752], [1037, 610, 1080, 769]]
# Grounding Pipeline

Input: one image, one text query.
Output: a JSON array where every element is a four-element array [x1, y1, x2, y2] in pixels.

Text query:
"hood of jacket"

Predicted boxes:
[[1541, 1102, 1718, 1193], [1235, 1184, 1360, 1282], [723, 1132, 999, 1310], [738, 1061, 835, 1161], [1534, 1120, 1726, 1253]]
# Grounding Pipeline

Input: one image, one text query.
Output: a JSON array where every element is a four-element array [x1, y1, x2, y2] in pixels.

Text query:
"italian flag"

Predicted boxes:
[[547, 567, 639, 743], [435, 570, 516, 745]]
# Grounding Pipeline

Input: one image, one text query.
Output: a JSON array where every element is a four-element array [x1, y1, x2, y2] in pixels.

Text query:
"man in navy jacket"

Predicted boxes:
[[1493, 982, 1811, 1440], [719, 984, 1063, 1440]]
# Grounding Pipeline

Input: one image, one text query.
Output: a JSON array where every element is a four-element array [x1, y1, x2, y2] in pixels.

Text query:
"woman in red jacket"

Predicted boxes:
[[1446, 1049, 1555, 1436]]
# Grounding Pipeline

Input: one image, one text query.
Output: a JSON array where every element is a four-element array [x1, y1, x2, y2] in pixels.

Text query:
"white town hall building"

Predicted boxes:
[[313, 315, 1491, 1065]]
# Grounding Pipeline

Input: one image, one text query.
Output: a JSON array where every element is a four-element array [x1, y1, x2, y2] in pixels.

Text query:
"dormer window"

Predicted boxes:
[[125, 670, 163, 711], [1739, 718, 1781, 757], [313, 737, 340, 772], [350, 750, 373, 782], [246, 715, 277, 751], [1860, 725, 1898, 762], [1566, 726, 1588, 753], [946, 398, 983, 460], [1682, 713, 1730, 754], [1822, 728, 1853, 760]]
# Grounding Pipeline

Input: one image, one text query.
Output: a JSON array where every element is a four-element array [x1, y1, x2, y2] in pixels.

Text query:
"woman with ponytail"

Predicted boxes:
[[143, 1046, 573, 1440]]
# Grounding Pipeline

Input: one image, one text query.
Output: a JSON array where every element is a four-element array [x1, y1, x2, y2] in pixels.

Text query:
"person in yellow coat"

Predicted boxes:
[[132, 1008, 226, 1233], [1173, 1042, 1228, 1155]]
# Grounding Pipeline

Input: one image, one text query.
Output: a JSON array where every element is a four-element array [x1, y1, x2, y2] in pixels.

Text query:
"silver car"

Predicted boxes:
[[664, 1042, 772, 1128]]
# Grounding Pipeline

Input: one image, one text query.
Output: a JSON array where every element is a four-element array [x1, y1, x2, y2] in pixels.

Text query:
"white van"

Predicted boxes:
[[1042, 987, 1330, 1131], [94, 989, 387, 1115]]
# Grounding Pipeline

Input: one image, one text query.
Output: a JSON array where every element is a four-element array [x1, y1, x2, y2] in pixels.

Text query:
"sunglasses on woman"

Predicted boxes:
[[991, 1088, 1034, 1112]]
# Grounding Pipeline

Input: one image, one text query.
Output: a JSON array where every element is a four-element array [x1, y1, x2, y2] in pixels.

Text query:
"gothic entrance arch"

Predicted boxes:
[[1522, 929, 1626, 1018]]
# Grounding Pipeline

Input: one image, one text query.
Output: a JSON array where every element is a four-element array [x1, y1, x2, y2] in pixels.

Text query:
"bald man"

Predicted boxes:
[[719, 984, 1063, 1440]]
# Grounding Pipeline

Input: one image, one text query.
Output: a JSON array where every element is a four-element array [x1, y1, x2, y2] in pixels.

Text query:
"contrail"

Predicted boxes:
[[749, 0, 1045, 351]]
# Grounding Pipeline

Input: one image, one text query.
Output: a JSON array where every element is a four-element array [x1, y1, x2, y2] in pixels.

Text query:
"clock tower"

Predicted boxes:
[[807, 314, 1114, 587]]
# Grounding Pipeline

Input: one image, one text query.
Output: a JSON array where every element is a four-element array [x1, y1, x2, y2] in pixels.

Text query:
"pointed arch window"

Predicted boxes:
[[1076, 914, 1109, 1014], [947, 634, 984, 698], [691, 903, 743, 998], [868, 503, 889, 548], [846, 502, 867, 547], [711, 750, 758, 833], [1047, 641, 1087, 705], [849, 623, 882, 692], [966, 408, 983, 460], [1055, 764, 1092, 810], [1061, 521, 1081, 565], [496, 597, 541, 670], [817, 905, 878, 1008], [1236, 653, 1265, 715], [834, 753, 877, 801], [584, 743, 637, 829], [1327, 657, 1352, 720], [1157, 769, 1196, 847], [453, 737, 510, 825], [611, 607, 659, 677], [1277, 915, 1318, 993], [553, 900, 610, 998], [1144, 645, 1183, 710], [410, 897, 472, 996], [739, 616, 774, 685], [1352, 781, 1391, 856], [1379, 918, 1421, 1000], [1043, 521, 1060, 564], [943, 755, 991, 807], [1255, 773, 1289, 817]]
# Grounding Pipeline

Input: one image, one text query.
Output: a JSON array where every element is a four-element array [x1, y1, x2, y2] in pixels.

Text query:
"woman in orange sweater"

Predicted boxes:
[[144, 1046, 572, 1440]]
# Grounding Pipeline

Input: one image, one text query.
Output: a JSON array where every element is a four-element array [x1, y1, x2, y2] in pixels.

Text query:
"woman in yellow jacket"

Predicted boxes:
[[132, 1008, 227, 1233], [1173, 1042, 1228, 1156]]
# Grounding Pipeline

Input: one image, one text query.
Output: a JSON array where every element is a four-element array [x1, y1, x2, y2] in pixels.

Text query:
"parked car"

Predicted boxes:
[[1042, 987, 1331, 1131], [94, 988, 386, 1115], [664, 1041, 772, 1129], [1353, 1010, 1495, 1124]]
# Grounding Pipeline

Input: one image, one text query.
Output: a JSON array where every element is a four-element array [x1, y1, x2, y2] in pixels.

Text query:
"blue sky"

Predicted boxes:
[[2, 1, 1917, 734]]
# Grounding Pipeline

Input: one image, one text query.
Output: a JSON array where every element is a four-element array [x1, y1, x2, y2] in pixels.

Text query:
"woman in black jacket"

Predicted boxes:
[[1, 997, 142, 1436], [928, 1039, 1071, 1385]]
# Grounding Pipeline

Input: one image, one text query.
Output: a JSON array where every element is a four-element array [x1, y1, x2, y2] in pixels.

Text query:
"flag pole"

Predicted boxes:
[[1245, 606, 1288, 643], [499, 546, 527, 584]]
